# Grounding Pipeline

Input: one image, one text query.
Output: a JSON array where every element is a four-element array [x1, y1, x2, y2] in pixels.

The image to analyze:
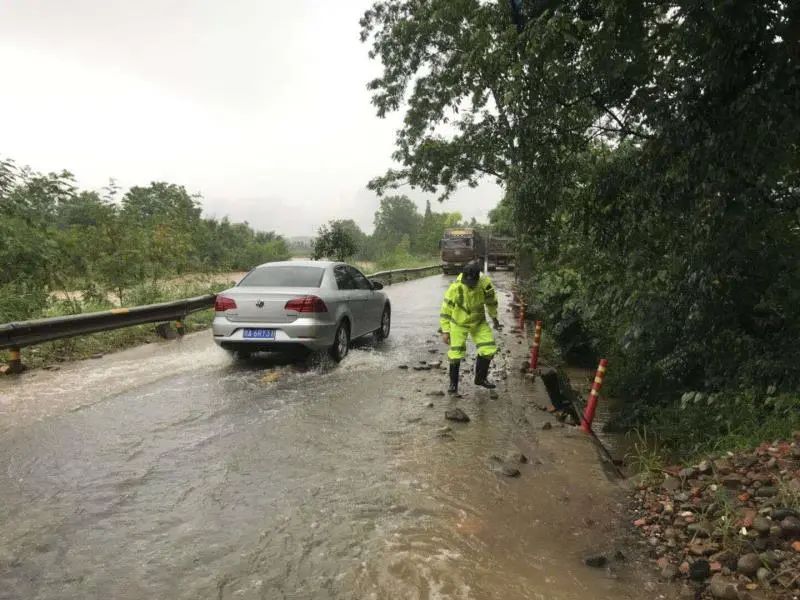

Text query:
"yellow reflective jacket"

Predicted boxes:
[[439, 273, 499, 332]]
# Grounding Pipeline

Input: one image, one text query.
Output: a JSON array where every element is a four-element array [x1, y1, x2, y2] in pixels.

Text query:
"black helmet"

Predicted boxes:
[[462, 260, 481, 286]]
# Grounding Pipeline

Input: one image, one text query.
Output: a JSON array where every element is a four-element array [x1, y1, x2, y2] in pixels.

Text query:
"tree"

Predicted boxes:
[[0, 155, 291, 318], [122, 182, 201, 224], [361, 0, 800, 442], [373, 195, 423, 251], [488, 197, 514, 237], [332, 219, 368, 255], [418, 206, 462, 256], [312, 220, 359, 262]]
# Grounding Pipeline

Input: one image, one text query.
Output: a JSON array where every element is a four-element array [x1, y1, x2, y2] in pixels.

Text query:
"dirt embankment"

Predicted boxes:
[[49, 272, 247, 305]]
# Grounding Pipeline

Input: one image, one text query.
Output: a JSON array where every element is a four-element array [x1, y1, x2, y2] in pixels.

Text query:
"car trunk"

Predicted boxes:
[[223, 287, 321, 324]]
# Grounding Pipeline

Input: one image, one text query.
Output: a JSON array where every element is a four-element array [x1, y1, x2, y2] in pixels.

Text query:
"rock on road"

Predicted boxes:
[[0, 273, 652, 600]]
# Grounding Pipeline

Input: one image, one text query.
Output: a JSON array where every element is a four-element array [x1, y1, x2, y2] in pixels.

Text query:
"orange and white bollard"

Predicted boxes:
[[529, 320, 542, 369], [581, 358, 608, 433]]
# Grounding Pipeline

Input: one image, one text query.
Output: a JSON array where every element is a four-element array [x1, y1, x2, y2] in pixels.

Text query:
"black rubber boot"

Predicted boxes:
[[474, 356, 496, 389], [448, 361, 460, 395]]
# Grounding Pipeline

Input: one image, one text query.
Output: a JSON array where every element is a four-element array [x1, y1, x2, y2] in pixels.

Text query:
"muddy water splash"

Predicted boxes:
[[0, 274, 651, 600]]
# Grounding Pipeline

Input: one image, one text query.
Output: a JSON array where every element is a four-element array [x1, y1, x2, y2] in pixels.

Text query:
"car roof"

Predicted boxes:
[[253, 260, 340, 269]]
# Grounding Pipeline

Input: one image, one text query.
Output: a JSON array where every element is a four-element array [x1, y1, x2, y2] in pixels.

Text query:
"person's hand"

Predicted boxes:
[[441, 332, 451, 345], [492, 318, 503, 331]]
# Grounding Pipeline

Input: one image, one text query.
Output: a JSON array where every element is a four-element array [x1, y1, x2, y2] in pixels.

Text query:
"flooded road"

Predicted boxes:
[[0, 274, 654, 600]]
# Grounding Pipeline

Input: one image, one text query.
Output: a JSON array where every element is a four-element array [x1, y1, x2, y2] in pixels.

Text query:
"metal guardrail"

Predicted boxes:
[[367, 264, 443, 285], [0, 295, 216, 373], [0, 264, 444, 373]]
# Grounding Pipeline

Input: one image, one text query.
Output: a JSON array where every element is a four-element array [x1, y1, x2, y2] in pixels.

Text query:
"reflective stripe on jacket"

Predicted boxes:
[[439, 273, 498, 333]]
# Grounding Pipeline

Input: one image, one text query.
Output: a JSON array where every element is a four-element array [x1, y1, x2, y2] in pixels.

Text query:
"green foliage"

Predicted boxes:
[[310, 195, 462, 264], [0, 157, 289, 321], [0, 280, 49, 323], [312, 220, 360, 261], [636, 390, 800, 460], [529, 268, 596, 365], [362, 0, 800, 450], [373, 195, 422, 249], [624, 427, 665, 486], [487, 198, 514, 237]]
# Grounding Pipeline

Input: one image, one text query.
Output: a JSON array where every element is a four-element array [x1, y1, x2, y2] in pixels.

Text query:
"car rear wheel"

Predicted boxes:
[[329, 320, 350, 362], [375, 305, 391, 341]]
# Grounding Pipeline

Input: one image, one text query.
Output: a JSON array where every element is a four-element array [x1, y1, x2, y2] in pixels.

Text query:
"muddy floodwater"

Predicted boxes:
[[0, 274, 657, 600]]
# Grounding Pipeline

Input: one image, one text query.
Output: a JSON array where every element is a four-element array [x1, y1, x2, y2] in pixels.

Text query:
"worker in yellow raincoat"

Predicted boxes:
[[439, 261, 502, 394]]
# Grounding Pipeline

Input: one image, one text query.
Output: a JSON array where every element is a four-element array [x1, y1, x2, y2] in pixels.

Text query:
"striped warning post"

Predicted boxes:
[[529, 320, 542, 369], [581, 359, 608, 433]]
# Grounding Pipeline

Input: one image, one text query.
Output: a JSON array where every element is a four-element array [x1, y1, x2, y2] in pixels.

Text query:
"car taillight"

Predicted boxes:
[[285, 295, 328, 313], [214, 295, 237, 311]]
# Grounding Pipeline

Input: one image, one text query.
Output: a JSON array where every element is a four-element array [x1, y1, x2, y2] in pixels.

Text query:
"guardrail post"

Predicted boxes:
[[175, 319, 185, 337], [155, 322, 176, 339], [3, 347, 25, 374]]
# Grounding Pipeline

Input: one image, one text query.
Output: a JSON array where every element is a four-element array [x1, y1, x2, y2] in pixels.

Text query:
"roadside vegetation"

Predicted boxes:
[[311, 196, 463, 269], [361, 0, 800, 462], [0, 158, 289, 323], [0, 158, 457, 369]]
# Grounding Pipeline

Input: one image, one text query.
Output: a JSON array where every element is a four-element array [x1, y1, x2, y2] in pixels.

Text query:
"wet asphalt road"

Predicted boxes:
[[0, 274, 652, 600]]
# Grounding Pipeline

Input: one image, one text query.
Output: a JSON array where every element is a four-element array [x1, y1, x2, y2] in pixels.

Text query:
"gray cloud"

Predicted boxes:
[[0, 0, 502, 236]]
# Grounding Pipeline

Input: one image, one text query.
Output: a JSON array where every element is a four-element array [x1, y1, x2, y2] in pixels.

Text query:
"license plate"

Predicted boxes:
[[243, 328, 275, 339]]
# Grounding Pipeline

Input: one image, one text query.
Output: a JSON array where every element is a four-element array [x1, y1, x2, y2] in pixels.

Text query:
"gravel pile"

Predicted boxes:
[[630, 434, 800, 599]]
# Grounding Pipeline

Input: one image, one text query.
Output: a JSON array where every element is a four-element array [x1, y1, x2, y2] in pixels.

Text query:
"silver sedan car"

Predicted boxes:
[[212, 261, 391, 361]]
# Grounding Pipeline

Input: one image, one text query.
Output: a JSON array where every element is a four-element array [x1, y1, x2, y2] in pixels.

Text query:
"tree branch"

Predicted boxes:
[[590, 94, 653, 140]]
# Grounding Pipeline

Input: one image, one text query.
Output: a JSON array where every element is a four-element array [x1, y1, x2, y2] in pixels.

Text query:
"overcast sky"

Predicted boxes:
[[0, 0, 501, 236]]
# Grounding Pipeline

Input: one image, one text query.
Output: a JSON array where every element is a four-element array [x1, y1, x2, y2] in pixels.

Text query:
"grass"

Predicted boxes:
[[624, 427, 666, 485], [618, 392, 800, 487], [778, 479, 800, 513], [704, 483, 747, 554], [634, 391, 800, 463], [365, 254, 440, 272]]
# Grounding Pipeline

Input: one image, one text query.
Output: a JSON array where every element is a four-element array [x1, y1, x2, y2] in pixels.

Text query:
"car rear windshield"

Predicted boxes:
[[238, 266, 325, 288]]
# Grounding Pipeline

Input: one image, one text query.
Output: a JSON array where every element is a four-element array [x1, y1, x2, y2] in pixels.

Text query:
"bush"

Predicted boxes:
[[127, 282, 167, 306], [527, 268, 597, 366], [0, 281, 49, 322], [632, 389, 800, 460]]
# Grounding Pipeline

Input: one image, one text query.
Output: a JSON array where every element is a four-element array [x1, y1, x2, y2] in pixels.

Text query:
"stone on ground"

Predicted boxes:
[[445, 408, 470, 422]]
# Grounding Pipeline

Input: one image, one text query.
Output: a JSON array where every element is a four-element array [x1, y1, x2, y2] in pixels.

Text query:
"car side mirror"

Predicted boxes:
[[370, 280, 384, 290]]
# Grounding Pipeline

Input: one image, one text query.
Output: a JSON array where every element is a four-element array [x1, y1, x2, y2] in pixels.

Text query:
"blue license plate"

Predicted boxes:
[[243, 328, 275, 339]]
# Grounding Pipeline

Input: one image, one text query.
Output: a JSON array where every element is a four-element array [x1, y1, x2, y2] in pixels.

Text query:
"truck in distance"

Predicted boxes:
[[486, 236, 514, 271], [439, 228, 485, 275]]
